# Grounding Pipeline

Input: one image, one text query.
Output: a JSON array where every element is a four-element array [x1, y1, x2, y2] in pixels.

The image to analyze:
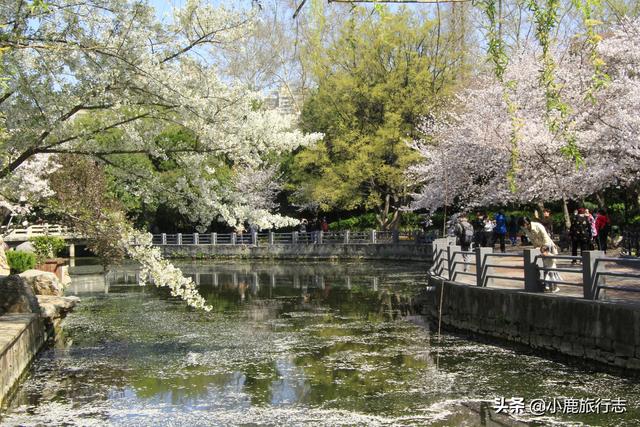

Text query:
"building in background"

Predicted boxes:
[[264, 86, 304, 115]]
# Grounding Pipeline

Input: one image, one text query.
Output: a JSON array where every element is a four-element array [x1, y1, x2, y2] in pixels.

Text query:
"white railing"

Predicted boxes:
[[429, 237, 640, 301], [151, 229, 440, 247], [1, 224, 76, 241]]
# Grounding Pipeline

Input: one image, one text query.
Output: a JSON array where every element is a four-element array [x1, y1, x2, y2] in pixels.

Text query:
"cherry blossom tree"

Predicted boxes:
[[0, 0, 321, 224], [0, 0, 322, 310], [410, 18, 640, 226]]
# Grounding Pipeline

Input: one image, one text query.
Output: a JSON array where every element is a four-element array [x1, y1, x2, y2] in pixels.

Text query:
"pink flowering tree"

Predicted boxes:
[[410, 18, 640, 227]]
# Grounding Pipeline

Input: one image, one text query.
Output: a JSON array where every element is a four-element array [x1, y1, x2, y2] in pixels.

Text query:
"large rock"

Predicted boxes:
[[0, 275, 41, 316], [15, 241, 36, 253], [36, 295, 80, 321], [0, 237, 10, 276], [19, 270, 64, 297]]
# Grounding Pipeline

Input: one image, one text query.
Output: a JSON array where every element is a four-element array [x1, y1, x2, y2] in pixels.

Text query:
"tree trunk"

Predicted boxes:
[[387, 210, 400, 231], [376, 194, 395, 231], [535, 201, 545, 219], [595, 191, 606, 210], [562, 197, 571, 231]]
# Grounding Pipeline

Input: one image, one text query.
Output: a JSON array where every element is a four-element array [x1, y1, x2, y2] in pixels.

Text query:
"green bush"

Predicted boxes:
[[329, 213, 378, 231], [6, 251, 37, 274], [29, 236, 66, 262]]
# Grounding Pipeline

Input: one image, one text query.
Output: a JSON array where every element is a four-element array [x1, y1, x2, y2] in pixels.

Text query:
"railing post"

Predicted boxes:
[[583, 250, 605, 300], [447, 245, 461, 281], [161, 233, 167, 245], [370, 230, 376, 244], [475, 247, 494, 287], [268, 231, 274, 245], [430, 238, 450, 276], [392, 230, 399, 244], [344, 230, 350, 244], [177, 233, 183, 246], [194, 232, 199, 245], [523, 248, 543, 292], [231, 232, 237, 245], [211, 232, 217, 245], [252, 231, 258, 246], [317, 230, 323, 244], [292, 231, 298, 244]]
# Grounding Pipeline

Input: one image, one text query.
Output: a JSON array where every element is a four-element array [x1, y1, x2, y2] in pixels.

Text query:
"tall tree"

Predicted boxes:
[[287, 5, 470, 229], [410, 18, 640, 225], [0, 0, 321, 229]]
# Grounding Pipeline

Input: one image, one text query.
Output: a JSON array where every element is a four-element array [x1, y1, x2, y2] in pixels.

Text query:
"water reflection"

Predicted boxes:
[[68, 261, 423, 321], [2, 260, 640, 426]]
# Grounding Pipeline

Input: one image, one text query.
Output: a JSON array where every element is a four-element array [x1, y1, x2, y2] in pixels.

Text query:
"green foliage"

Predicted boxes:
[[288, 7, 467, 229], [329, 212, 424, 231], [7, 251, 37, 274], [477, 0, 508, 81], [527, 0, 585, 168], [329, 214, 378, 231], [29, 236, 66, 262]]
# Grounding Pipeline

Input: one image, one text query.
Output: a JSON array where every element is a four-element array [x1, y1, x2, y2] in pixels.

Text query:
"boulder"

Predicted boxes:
[[0, 275, 41, 316], [15, 241, 36, 253], [19, 270, 64, 297], [0, 237, 10, 276], [36, 295, 80, 321]]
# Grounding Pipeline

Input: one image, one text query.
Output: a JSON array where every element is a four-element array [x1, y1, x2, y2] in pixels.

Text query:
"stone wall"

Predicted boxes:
[[157, 243, 433, 261], [0, 274, 79, 407], [423, 277, 640, 371], [0, 314, 46, 407]]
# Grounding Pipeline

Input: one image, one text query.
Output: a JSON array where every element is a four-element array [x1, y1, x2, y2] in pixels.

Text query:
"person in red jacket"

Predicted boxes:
[[595, 209, 611, 253], [320, 217, 329, 233]]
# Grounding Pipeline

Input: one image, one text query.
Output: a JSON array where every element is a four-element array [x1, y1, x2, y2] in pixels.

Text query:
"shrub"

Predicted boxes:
[[29, 236, 67, 262], [7, 251, 37, 274]]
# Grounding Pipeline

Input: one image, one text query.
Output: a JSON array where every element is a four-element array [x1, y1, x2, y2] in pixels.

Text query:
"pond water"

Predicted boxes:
[[1, 260, 639, 426]]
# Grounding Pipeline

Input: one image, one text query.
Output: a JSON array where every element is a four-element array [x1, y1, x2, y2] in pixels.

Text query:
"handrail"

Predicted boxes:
[[151, 229, 439, 246], [428, 239, 640, 301]]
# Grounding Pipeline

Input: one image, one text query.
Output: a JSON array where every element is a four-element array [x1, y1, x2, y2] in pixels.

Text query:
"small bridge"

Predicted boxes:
[[1, 225, 79, 243], [1, 225, 86, 259]]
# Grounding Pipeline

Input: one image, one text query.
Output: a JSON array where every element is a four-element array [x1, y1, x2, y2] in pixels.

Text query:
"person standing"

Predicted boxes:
[[508, 216, 519, 246], [586, 209, 597, 250], [595, 209, 611, 253], [570, 208, 592, 262], [483, 215, 495, 248], [472, 212, 486, 248], [454, 213, 475, 271], [539, 244, 562, 293], [320, 217, 329, 233], [540, 208, 554, 236], [494, 211, 507, 253], [518, 217, 561, 292]]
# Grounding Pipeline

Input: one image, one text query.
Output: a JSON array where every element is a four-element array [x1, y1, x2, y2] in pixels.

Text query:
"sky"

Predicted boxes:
[[148, 0, 258, 18], [147, 0, 426, 20]]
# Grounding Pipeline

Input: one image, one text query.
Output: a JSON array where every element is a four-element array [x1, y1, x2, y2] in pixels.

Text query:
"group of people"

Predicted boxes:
[[451, 207, 613, 293], [453, 213, 561, 292], [569, 208, 611, 257], [453, 211, 511, 253], [299, 217, 329, 234], [461, 211, 519, 253]]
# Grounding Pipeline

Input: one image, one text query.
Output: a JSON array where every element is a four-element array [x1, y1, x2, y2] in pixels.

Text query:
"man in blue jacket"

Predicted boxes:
[[494, 211, 508, 253]]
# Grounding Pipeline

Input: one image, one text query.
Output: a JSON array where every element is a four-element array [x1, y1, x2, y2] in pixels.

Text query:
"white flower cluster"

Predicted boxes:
[[121, 229, 212, 312], [0, 154, 60, 210], [1, 0, 322, 230]]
